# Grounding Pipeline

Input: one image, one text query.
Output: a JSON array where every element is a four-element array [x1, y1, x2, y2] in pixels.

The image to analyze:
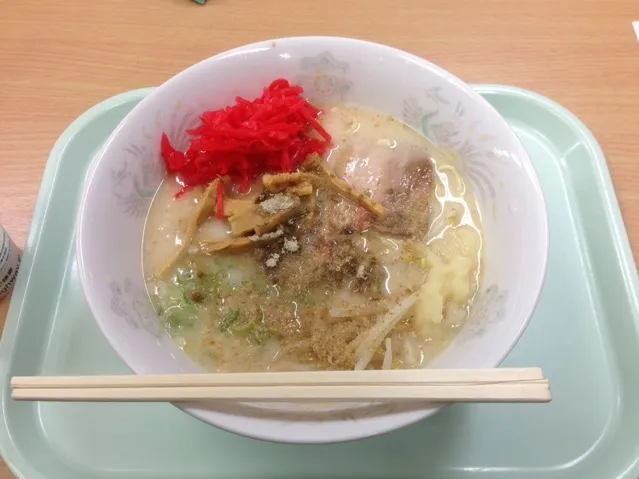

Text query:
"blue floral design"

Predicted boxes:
[[402, 93, 500, 204], [297, 51, 352, 102], [402, 97, 424, 130], [110, 278, 161, 337], [110, 109, 196, 218], [110, 152, 161, 218]]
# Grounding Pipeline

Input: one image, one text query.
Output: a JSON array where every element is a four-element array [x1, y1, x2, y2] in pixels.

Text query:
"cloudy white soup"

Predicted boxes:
[[143, 79, 482, 372]]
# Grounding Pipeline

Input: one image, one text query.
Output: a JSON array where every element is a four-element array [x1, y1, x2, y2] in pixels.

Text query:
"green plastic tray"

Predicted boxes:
[[1, 85, 638, 479]]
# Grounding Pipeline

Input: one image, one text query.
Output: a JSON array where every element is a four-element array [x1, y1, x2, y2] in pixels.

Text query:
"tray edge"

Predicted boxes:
[[0, 88, 154, 479], [474, 83, 639, 479]]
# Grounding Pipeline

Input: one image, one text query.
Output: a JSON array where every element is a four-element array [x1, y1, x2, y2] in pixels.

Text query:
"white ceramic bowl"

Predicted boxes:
[[77, 36, 548, 444]]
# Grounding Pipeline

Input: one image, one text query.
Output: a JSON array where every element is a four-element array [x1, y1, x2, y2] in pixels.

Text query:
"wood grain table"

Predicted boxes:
[[1, 0, 638, 476]]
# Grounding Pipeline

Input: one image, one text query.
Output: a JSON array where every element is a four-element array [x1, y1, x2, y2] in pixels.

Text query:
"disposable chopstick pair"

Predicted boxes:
[[11, 368, 551, 403]]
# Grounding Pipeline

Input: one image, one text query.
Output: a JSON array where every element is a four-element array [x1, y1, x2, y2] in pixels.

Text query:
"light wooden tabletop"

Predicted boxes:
[[1, 0, 638, 476]]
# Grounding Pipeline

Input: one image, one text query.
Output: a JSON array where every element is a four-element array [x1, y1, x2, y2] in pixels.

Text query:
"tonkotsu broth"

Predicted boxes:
[[143, 104, 482, 372]]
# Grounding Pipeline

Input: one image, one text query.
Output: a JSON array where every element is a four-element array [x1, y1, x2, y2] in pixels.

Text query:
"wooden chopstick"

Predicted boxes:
[[11, 368, 545, 389], [10, 369, 551, 403], [11, 383, 550, 402]]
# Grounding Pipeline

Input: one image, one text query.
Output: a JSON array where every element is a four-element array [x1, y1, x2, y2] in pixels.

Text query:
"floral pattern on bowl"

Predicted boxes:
[[110, 106, 201, 218], [402, 94, 499, 206], [109, 278, 161, 337], [110, 155, 160, 218], [296, 51, 352, 102]]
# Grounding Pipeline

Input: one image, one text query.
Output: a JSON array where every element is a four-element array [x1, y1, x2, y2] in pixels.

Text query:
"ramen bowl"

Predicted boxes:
[[76, 36, 548, 444]]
